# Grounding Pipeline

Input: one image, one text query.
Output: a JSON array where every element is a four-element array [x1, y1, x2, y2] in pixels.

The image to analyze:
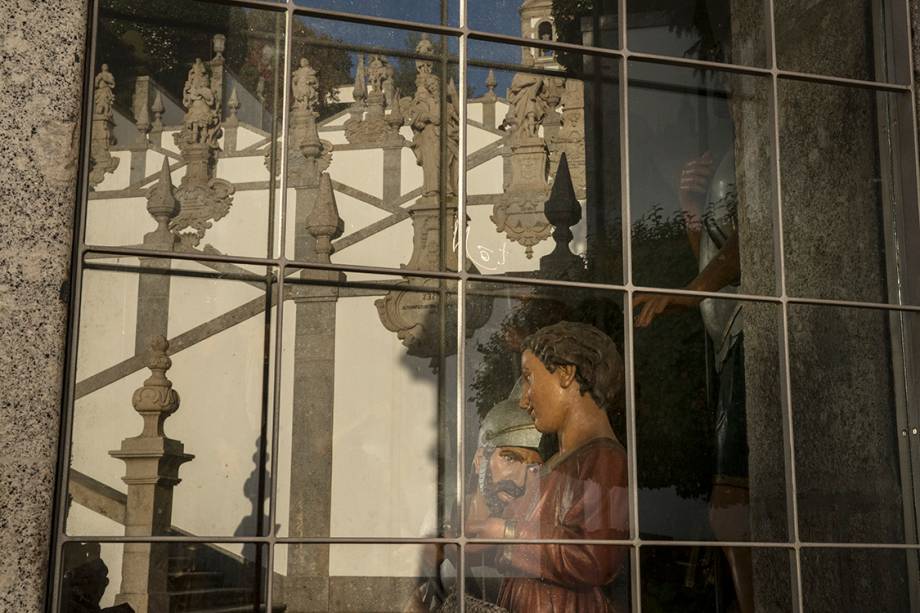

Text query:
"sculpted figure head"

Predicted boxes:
[[475, 380, 542, 515], [519, 321, 624, 433]]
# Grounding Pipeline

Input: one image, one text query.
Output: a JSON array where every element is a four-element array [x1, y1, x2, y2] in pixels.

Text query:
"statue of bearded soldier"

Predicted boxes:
[[405, 383, 543, 613]]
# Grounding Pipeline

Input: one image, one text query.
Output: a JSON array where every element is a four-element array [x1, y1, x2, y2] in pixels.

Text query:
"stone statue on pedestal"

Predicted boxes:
[[89, 64, 120, 188], [292, 58, 319, 113]]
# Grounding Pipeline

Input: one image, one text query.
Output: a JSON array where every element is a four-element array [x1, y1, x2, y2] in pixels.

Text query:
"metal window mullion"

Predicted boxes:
[[78, 243, 920, 313], [765, 0, 804, 610], [48, 0, 101, 609], [456, 0, 469, 608], [617, 1, 642, 610], [265, 2, 296, 611]]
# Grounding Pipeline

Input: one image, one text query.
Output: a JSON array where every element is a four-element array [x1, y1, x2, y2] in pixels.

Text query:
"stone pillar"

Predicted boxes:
[[736, 1, 911, 610], [130, 77, 151, 184], [284, 88, 343, 611], [135, 159, 178, 355], [0, 1, 87, 609], [223, 87, 240, 154], [481, 69, 498, 129], [110, 337, 193, 613]]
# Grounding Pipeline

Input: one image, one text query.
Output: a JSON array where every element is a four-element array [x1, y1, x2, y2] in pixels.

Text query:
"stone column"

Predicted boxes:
[[110, 337, 193, 613], [284, 93, 343, 611], [130, 77, 152, 184], [135, 159, 178, 355]]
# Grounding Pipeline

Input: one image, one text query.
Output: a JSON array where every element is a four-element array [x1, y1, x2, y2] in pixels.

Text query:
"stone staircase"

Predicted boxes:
[[68, 469, 286, 612], [165, 542, 286, 613]]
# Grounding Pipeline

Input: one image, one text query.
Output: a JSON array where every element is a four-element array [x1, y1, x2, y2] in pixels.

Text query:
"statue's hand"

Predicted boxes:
[[633, 292, 702, 328], [678, 152, 715, 223]]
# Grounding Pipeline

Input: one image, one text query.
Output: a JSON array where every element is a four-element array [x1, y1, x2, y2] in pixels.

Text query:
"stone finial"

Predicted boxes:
[[386, 89, 404, 130], [151, 92, 165, 132], [306, 173, 341, 259], [539, 153, 584, 277], [226, 86, 240, 126], [131, 336, 180, 438], [486, 69, 497, 96], [110, 334, 192, 612], [353, 54, 367, 103], [145, 158, 179, 247]]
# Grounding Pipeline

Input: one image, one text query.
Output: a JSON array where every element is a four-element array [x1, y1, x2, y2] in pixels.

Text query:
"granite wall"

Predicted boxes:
[[0, 0, 88, 609]]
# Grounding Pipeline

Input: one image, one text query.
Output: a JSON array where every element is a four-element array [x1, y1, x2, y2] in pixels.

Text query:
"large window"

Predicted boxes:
[[53, 0, 920, 612]]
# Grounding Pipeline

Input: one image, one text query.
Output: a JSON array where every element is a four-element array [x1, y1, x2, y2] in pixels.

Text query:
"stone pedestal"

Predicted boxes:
[[110, 337, 193, 613], [492, 136, 551, 258]]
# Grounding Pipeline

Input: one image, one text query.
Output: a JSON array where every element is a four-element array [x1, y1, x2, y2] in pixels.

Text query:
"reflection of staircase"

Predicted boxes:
[[69, 469, 286, 612]]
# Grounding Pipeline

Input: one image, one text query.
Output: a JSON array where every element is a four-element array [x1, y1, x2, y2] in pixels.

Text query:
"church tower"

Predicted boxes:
[[519, 0, 562, 69]]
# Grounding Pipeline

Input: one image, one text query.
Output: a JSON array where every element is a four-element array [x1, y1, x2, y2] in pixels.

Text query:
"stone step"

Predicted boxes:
[[168, 570, 225, 591], [180, 604, 286, 613], [169, 587, 258, 611]]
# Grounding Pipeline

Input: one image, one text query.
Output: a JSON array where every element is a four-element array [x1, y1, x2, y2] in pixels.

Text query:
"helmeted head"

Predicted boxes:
[[519, 321, 624, 433], [477, 379, 542, 515]]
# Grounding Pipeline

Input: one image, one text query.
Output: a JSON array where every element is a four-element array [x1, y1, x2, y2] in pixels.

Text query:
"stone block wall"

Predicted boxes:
[[0, 0, 87, 609]]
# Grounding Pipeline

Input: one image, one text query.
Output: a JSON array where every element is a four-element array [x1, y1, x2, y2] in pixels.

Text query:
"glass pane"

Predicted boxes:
[[634, 296, 787, 542], [273, 544, 455, 612], [295, 0, 458, 27], [789, 304, 916, 544], [627, 0, 768, 67], [640, 546, 794, 612], [779, 81, 916, 304], [465, 544, 631, 610], [466, 40, 622, 283], [774, 0, 907, 83], [67, 257, 273, 538], [800, 548, 916, 612], [464, 282, 629, 541], [275, 271, 458, 538], [629, 61, 776, 297], [88, 0, 285, 258], [469, 0, 619, 51], [59, 541, 265, 612], [284, 17, 460, 274]]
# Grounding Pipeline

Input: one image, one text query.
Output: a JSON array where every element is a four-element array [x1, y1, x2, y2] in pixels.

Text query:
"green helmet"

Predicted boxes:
[[479, 379, 542, 450]]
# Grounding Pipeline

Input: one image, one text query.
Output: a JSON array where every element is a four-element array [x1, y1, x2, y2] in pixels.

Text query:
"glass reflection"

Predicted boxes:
[[276, 272, 459, 538], [629, 61, 775, 296], [634, 295, 785, 610], [626, 0, 768, 67], [88, 0, 285, 258], [789, 304, 914, 544], [774, 0, 906, 83], [800, 548, 915, 613], [469, 0, 619, 50], [463, 283, 629, 608], [463, 544, 631, 611], [60, 541, 265, 612], [67, 258, 272, 539], [274, 544, 455, 612], [640, 546, 793, 613], [466, 40, 621, 283], [294, 0, 458, 27], [779, 80, 913, 304], [285, 17, 460, 273]]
